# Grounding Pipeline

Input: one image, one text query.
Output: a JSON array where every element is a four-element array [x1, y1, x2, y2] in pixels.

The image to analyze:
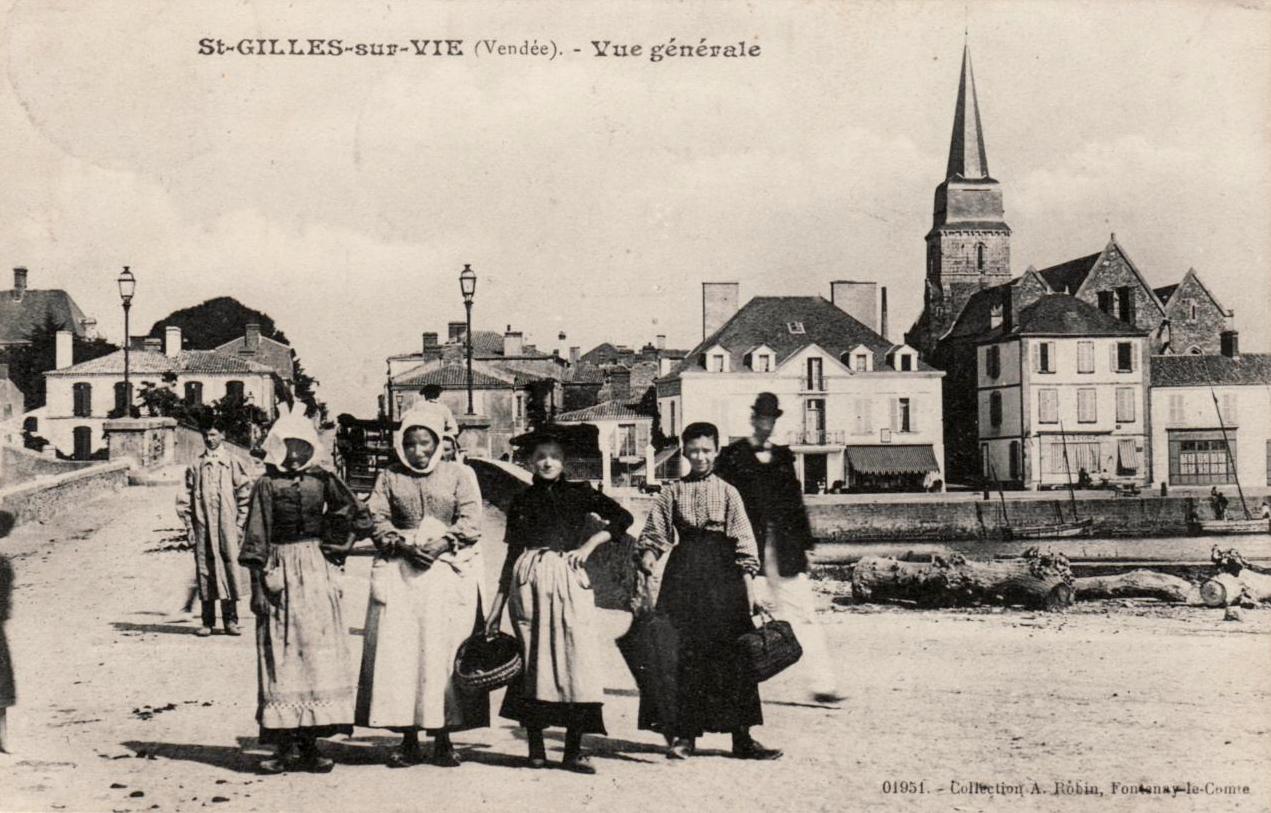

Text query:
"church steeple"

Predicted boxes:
[[945, 44, 990, 181]]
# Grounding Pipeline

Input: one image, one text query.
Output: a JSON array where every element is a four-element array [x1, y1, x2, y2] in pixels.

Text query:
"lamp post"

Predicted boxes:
[[117, 266, 136, 416], [459, 263, 477, 415]]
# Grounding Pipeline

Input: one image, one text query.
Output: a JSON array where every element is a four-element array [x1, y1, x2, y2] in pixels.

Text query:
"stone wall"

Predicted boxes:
[[0, 459, 129, 527], [1, 445, 96, 484], [805, 494, 1196, 542], [1163, 273, 1228, 355]]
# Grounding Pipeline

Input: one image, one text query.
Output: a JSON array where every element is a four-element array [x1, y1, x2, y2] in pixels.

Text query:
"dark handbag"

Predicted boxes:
[[736, 609, 803, 683], [617, 609, 680, 733]]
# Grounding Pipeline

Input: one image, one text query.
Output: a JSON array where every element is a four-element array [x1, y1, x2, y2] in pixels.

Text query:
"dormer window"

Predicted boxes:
[[786, 321, 805, 335], [845, 344, 873, 372], [744, 344, 775, 373], [703, 343, 731, 373]]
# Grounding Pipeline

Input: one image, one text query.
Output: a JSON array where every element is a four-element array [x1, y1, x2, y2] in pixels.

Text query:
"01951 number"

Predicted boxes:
[[881, 780, 927, 794]]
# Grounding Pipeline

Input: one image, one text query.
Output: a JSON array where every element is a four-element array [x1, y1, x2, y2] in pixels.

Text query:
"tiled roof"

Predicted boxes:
[[1153, 284, 1179, 304], [980, 294, 1145, 341], [391, 360, 515, 389], [944, 280, 1015, 340], [664, 296, 936, 380], [46, 349, 277, 376], [1151, 353, 1271, 387], [564, 362, 607, 384], [1037, 252, 1101, 295], [214, 335, 296, 381], [0, 290, 90, 343], [556, 399, 650, 422]]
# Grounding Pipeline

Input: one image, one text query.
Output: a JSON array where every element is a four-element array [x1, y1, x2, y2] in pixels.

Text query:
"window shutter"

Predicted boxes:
[[1109, 343, 1118, 371], [890, 398, 899, 431], [911, 397, 919, 432], [1032, 342, 1040, 372], [1131, 342, 1138, 372]]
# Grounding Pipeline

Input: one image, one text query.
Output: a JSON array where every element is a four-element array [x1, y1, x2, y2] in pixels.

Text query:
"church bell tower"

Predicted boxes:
[[914, 44, 1011, 352]]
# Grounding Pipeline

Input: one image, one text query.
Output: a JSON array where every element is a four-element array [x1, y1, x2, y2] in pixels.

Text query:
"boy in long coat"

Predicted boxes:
[[177, 424, 255, 636]]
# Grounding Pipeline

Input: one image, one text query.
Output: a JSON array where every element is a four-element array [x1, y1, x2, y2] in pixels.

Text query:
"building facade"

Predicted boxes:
[[977, 295, 1148, 489], [41, 327, 277, 459], [1149, 348, 1271, 490], [659, 290, 944, 493]]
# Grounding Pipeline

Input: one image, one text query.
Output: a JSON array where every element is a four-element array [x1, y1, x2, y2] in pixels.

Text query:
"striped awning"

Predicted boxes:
[[1117, 439, 1140, 471], [845, 445, 939, 475]]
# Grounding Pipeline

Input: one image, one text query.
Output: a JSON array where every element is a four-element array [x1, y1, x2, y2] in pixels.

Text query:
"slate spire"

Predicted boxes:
[[945, 44, 990, 180]]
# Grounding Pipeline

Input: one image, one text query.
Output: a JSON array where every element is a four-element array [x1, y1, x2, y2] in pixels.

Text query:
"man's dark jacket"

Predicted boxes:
[[715, 440, 814, 577]]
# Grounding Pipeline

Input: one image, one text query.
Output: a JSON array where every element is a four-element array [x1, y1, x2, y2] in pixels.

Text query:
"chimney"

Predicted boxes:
[[569, 346, 580, 366], [1221, 330, 1240, 358], [12, 267, 28, 301], [448, 321, 466, 343], [165, 325, 183, 357], [829, 280, 879, 333], [656, 334, 667, 350], [702, 282, 740, 339], [55, 329, 73, 369], [422, 332, 439, 354], [244, 322, 261, 353], [503, 325, 523, 356], [605, 366, 632, 401], [81, 317, 98, 341], [879, 288, 889, 342]]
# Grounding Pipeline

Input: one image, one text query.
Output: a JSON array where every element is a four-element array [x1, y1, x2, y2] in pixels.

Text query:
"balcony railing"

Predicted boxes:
[[784, 429, 846, 446]]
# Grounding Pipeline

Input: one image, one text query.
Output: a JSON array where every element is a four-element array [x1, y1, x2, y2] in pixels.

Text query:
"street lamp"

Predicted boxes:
[[459, 263, 477, 415], [117, 266, 136, 417]]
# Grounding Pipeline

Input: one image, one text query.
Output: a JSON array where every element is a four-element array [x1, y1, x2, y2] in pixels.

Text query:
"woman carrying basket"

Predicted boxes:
[[635, 422, 781, 761], [484, 424, 633, 774], [354, 405, 488, 768]]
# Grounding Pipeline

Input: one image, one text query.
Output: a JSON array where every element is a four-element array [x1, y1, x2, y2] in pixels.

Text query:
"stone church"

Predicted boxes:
[[906, 45, 1235, 483]]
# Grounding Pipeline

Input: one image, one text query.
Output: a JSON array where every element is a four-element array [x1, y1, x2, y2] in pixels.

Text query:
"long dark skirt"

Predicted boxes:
[[638, 529, 761, 737]]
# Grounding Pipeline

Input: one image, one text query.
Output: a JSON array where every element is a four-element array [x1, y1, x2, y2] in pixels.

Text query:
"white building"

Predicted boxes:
[[977, 294, 1148, 489], [1149, 340, 1271, 491], [657, 284, 945, 493], [41, 326, 278, 459]]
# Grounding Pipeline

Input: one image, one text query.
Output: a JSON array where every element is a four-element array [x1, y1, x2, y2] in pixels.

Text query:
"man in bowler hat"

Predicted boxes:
[[715, 393, 843, 703]]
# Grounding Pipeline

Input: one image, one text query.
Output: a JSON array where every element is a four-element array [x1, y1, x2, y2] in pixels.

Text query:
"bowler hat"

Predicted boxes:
[[752, 392, 783, 418]]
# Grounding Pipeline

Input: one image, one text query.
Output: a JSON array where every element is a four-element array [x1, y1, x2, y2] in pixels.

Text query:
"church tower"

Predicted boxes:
[[911, 45, 1011, 354]]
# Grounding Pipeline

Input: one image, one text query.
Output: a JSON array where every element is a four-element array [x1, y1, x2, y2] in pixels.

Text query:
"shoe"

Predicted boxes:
[[259, 744, 300, 774], [223, 622, 242, 636], [528, 756, 548, 769], [386, 746, 426, 768], [733, 739, 782, 761], [666, 738, 695, 760], [430, 746, 462, 768], [562, 753, 597, 774], [196, 627, 213, 637]]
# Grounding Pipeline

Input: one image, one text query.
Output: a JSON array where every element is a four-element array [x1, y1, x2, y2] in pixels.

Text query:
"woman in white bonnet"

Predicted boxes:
[[354, 404, 488, 768]]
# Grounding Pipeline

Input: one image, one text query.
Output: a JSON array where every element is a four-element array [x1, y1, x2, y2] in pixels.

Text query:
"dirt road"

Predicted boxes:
[[0, 483, 1267, 812]]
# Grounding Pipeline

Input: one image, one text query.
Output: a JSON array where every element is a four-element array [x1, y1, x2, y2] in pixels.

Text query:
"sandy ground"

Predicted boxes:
[[0, 482, 1268, 813]]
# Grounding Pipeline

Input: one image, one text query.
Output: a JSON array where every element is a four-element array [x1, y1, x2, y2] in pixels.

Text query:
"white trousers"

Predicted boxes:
[[757, 540, 838, 697]]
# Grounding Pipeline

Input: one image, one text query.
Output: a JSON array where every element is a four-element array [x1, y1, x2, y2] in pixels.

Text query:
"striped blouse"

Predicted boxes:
[[636, 472, 761, 576]]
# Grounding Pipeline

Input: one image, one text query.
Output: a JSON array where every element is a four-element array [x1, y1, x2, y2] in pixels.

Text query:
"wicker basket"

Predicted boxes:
[[454, 632, 523, 693], [736, 610, 803, 683]]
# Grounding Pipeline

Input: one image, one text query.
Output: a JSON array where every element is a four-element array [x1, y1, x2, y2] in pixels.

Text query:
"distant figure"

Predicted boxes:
[[1077, 468, 1092, 489], [0, 551, 13, 754], [440, 435, 458, 462], [176, 423, 254, 637], [1210, 487, 1229, 520], [1260, 499, 1270, 520], [418, 385, 459, 438]]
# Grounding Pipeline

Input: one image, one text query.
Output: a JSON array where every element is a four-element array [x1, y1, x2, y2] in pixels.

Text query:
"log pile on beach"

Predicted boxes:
[[849, 544, 1271, 612]]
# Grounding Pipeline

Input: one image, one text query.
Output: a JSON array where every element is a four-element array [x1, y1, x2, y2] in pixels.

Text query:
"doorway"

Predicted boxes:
[[803, 453, 828, 494]]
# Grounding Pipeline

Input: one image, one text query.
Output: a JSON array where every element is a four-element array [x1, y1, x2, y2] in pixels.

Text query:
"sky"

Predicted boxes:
[[2, 0, 1268, 416]]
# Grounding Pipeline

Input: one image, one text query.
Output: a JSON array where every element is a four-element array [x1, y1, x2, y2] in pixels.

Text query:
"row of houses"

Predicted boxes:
[[1, 267, 295, 460]]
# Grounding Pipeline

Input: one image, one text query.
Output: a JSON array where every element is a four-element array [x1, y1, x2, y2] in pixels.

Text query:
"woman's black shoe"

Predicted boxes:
[[733, 739, 782, 760]]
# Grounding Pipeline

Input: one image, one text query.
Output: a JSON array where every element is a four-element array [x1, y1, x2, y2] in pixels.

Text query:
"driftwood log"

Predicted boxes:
[[1072, 570, 1203, 604], [1200, 570, 1271, 608], [851, 549, 1074, 611], [1200, 546, 1271, 608]]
